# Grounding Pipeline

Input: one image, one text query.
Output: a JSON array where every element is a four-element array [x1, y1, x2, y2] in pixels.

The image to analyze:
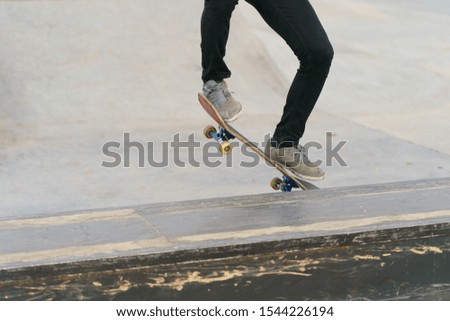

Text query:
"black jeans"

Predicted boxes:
[[201, 0, 333, 146]]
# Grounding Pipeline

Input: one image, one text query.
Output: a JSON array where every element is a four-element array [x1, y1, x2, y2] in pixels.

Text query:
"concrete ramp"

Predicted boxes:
[[1, 0, 450, 218], [1, 178, 450, 300]]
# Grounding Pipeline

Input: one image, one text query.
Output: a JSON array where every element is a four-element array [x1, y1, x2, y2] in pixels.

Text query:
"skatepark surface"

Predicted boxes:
[[2, 178, 450, 300], [1, 0, 450, 300], [1, 0, 449, 218]]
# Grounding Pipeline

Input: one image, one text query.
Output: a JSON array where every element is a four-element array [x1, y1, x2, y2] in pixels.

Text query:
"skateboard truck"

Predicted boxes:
[[271, 176, 300, 192], [204, 125, 235, 155]]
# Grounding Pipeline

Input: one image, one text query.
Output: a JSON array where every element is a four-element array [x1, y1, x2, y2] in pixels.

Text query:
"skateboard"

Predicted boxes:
[[198, 93, 318, 192]]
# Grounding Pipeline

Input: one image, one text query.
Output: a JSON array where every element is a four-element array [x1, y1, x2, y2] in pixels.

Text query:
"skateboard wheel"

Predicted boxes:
[[271, 177, 283, 191], [221, 141, 233, 155], [204, 125, 217, 139]]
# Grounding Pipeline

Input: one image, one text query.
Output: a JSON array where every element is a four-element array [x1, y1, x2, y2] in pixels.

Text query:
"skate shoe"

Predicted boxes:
[[202, 80, 242, 122], [265, 142, 325, 181]]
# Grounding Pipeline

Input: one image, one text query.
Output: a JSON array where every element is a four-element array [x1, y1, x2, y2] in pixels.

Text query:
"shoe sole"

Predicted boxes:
[[224, 109, 243, 123], [269, 160, 325, 182], [286, 167, 325, 182]]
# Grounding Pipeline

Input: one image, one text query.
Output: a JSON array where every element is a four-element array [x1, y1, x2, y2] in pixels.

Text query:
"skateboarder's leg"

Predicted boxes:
[[201, 0, 238, 83], [201, 0, 243, 122], [246, 0, 334, 147]]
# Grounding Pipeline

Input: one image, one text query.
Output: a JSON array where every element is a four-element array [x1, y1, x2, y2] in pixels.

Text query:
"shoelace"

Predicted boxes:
[[219, 81, 235, 101], [290, 145, 310, 162], [205, 82, 239, 113], [223, 89, 234, 100], [204, 84, 230, 106]]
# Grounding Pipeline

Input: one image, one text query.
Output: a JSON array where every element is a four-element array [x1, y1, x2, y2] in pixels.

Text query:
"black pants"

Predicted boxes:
[[201, 0, 333, 146]]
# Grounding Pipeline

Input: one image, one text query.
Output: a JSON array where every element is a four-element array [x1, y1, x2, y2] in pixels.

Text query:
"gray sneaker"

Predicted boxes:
[[203, 80, 242, 122], [264, 142, 325, 181]]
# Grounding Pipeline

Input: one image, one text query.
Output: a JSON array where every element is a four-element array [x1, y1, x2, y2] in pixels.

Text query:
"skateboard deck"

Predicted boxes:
[[198, 93, 318, 191]]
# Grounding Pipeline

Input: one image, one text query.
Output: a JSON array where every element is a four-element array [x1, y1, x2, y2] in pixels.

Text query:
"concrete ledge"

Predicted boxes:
[[1, 178, 450, 300]]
